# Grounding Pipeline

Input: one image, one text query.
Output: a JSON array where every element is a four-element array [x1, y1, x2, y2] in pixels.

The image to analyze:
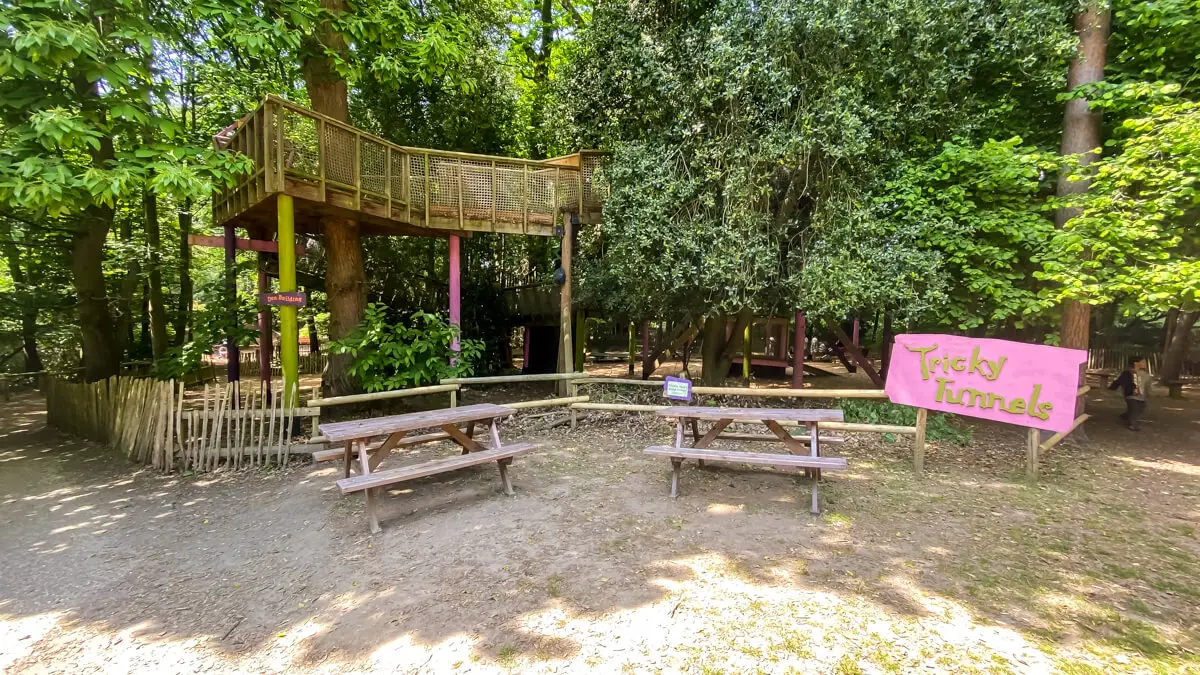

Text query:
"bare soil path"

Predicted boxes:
[[1, 384, 1197, 674]]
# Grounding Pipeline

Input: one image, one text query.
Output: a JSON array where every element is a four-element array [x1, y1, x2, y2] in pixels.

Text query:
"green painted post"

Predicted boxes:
[[574, 310, 586, 372], [277, 195, 299, 406], [742, 323, 751, 379], [627, 322, 636, 375]]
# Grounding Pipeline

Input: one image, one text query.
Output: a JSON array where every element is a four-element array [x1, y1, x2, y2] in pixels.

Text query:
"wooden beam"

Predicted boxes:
[[828, 322, 885, 387], [189, 234, 305, 255]]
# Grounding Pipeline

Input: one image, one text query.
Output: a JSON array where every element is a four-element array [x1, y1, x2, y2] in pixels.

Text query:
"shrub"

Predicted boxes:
[[840, 399, 972, 445], [330, 304, 483, 392]]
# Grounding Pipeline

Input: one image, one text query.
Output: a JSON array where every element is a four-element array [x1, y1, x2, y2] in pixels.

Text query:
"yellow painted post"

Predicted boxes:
[[277, 194, 299, 407], [742, 323, 751, 379]]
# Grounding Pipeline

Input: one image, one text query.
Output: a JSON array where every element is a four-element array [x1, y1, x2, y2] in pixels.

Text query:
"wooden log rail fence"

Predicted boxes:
[[568, 379, 933, 474]]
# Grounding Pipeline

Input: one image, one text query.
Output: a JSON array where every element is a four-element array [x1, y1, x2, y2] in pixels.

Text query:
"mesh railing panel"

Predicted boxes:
[[429, 156, 460, 211], [390, 151, 407, 204], [409, 154, 427, 209], [495, 162, 527, 222], [460, 160, 493, 215], [360, 138, 387, 196], [324, 125, 356, 185], [281, 109, 319, 176]]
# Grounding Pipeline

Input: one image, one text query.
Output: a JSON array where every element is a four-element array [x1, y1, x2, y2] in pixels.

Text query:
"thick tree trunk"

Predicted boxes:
[[174, 202, 193, 346], [1161, 310, 1198, 398], [1055, 3, 1110, 354], [699, 309, 753, 385], [302, 0, 363, 397], [322, 219, 365, 395], [143, 187, 169, 358], [0, 220, 43, 372], [307, 313, 320, 354], [72, 206, 121, 381]]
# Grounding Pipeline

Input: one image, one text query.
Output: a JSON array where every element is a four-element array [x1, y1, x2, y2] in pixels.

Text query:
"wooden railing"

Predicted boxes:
[[213, 95, 605, 236]]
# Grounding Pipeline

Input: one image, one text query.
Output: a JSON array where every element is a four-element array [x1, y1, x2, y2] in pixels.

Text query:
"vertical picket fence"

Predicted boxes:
[[44, 376, 309, 472]]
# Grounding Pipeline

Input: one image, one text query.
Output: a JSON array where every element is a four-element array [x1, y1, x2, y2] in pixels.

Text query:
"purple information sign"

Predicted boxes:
[[663, 376, 693, 402]]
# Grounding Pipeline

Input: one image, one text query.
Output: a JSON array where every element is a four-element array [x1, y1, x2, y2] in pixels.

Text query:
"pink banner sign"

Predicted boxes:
[[884, 334, 1087, 433]]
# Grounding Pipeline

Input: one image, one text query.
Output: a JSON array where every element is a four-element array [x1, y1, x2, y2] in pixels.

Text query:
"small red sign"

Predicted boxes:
[[259, 292, 307, 307]]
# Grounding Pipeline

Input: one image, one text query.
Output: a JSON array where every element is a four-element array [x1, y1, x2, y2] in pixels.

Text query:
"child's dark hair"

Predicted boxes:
[[1128, 355, 1145, 367]]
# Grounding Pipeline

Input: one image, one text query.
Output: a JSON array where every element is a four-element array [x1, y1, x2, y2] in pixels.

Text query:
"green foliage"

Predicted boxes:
[[882, 138, 1059, 330], [329, 303, 483, 392], [563, 0, 1075, 327], [840, 400, 973, 446], [1041, 100, 1200, 311]]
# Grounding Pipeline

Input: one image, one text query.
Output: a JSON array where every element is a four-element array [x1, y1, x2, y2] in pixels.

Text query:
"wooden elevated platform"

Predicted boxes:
[[214, 96, 605, 238]]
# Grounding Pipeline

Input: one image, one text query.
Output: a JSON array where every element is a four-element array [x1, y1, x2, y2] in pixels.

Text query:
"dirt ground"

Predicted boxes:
[[1, 377, 1198, 674]]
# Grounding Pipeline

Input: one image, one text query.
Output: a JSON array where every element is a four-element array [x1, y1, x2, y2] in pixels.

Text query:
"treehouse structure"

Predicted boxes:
[[212, 95, 606, 399]]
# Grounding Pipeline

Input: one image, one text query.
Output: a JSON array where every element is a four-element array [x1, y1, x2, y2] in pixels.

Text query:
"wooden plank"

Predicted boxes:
[[188, 235, 305, 255], [1026, 427, 1040, 481], [338, 443, 540, 493], [441, 423, 485, 452], [309, 383, 459, 407], [572, 377, 666, 386], [506, 395, 589, 410], [1038, 414, 1090, 452], [658, 407, 845, 423], [442, 372, 584, 385], [644, 446, 848, 470], [570, 403, 666, 413], [319, 403, 515, 442], [763, 419, 810, 455], [715, 432, 844, 444]]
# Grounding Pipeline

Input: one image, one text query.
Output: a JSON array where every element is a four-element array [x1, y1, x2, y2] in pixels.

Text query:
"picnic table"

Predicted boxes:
[[318, 403, 538, 533], [646, 406, 848, 514]]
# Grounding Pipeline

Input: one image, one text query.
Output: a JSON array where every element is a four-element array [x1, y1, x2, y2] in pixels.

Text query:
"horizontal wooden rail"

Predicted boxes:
[[691, 387, 889, 398], [443, 372, 584, 385], [309, 383, 459, 407], [570, 402, 666, 413], [571, 378, 665, 386], [507, 395, 589, 410], [191, 407, 319, 420]]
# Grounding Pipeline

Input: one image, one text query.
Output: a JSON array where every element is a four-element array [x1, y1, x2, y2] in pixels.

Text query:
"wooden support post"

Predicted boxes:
[[449, 235, 461, 359], [277, 195, 298, 406], [497, 458, 515, 495], [574, 310, 586, 372], [569, 380, 578, 430], [913, 408, 927, 476], [829, 322, 884, 387], [881, 314, 894, 381], [1026, 426, 1040, 481], [742, 323, 751, 379], [309, 385, 320, 443], [558, 214, 574, 396], [255, 226, 273, 390], [224, 224, 240, 383], [792, 310, 806, 388], [628, 322, 636, 375], [670, 459, 682, 498], [640, 321, 651, 377], [522, 326, 531, 372]]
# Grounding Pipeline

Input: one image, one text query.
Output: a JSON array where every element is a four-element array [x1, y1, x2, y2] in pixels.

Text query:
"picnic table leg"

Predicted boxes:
[[808, 422, 821, 481], [497, 457, 515, 495], [465, 421, 476, 454], [670, 458, 682, 498], [490, 418, 503, 450], [343, 440, 353, 478], [689, 419, 700, 443]]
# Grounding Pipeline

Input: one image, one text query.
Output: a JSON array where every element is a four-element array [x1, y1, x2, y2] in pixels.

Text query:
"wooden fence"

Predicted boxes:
[[44, 376, 313, 472], [1088, 346, 1199, 378]]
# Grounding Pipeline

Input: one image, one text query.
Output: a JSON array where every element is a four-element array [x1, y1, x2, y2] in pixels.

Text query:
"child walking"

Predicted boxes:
[[1108, 356, 1151, 431]]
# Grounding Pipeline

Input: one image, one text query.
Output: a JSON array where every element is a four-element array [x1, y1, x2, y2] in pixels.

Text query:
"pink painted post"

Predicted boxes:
[[522, 326, 531, 372], [792, 310, 806, 388], [449, 235, 461, 357]]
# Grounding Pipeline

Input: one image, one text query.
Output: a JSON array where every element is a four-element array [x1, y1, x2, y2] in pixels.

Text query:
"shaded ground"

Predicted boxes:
[[1, 382, 1197, 674]]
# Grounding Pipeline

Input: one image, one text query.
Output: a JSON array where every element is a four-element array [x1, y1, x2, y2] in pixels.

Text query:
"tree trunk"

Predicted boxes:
[[0, 220, 43, 372], [1055, 3, 1110, 354], [72, 206, 121, 381], [175, 202, 193, 346], [1160, 310, 1198, 398], [302, 0, 363, 397], [322, 219, 365, 396], [307, 313, 320, 354], [1162, 307, 1179, 356], [699, 309, 753, 385], [144, 187, 169, 358]]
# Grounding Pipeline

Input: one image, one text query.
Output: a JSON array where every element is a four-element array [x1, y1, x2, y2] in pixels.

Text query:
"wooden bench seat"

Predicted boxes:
[[644, 445, 847, 513], [338, 442, 539, 495]]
